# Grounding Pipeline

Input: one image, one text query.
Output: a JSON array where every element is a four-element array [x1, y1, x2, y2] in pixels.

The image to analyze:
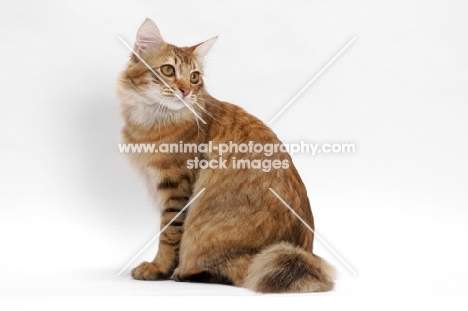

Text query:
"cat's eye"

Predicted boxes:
[[161, 65, 175, 77], [190, 72, 200, 84]]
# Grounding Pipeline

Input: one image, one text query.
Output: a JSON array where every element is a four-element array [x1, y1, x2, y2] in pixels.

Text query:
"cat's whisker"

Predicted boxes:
[[156, 98, 167, 122], [192, 105, 206, 136], [192, 99, 207, 113], [151, 101, 164, 127], [196, 97, 232, 115], [162, 105, 176, 140], [194, 115, 201, 137], [195, 98, 235, 124], [193, 101, 222, 124], [158, 107, 162, 140], [176, 98, 200, 134]]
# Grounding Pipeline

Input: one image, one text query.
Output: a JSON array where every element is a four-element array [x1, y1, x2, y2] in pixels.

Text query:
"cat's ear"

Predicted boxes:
[[134, 19, 164, 55], [192, 36, 218, 63]]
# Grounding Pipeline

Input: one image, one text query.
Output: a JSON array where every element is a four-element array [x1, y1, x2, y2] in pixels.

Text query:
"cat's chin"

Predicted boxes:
[[160, 100, 187, 111]]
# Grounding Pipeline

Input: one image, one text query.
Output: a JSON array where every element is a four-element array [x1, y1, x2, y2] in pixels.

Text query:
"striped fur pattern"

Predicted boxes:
[[117, 19, 335, 293]]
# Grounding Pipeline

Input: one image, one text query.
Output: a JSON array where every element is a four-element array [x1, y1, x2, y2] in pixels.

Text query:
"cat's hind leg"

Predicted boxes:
[[173, 267, 233, 284], [173, 255, 252, 286]]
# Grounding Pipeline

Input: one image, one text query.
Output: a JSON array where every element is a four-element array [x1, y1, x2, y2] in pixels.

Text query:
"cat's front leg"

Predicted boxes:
[[132, 175, 192, 280], [131, 205, 187, 280]]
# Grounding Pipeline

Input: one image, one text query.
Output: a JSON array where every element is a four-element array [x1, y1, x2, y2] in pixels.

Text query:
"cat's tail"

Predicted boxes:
[[243, 242, 336, 293]]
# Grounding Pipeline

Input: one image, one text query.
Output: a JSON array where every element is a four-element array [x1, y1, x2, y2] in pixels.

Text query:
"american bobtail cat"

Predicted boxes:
[[117, 18, 335, 293]]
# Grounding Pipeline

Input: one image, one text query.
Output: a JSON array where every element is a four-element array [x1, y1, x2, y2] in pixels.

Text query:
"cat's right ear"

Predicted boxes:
[[133, 19, 164, 57]]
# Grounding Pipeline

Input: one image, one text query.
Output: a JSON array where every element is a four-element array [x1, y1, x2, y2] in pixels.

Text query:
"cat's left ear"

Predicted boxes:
[[192, 36, 218, 63]]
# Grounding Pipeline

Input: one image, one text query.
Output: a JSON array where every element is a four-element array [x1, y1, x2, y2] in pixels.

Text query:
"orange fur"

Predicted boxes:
[[117, 19, 335, 292]]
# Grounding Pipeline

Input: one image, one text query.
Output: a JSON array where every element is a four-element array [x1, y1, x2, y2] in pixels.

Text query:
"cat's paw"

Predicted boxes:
[[131, 261, 167, 280]]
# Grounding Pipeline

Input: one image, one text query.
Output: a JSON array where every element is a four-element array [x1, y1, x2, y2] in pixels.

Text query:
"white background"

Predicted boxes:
[[1, 0, 467, 309]]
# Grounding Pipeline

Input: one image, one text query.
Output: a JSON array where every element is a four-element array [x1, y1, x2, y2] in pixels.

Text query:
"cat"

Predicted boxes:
[[117, 18, 335, 293]]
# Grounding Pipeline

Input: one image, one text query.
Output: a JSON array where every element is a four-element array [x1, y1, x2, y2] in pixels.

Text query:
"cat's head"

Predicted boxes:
[[118, 19, 217, 126]]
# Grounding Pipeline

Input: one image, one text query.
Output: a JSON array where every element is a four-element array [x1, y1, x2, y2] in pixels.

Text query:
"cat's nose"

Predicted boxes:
[[179, 87, 191, 97]]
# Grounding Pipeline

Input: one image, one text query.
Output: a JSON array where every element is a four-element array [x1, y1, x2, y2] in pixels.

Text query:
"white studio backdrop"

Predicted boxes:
[[0, 0, 467, 309]]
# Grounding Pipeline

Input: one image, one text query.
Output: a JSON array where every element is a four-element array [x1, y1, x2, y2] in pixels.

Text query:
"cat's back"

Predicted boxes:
[[201, 95, 280, 145], [185, 94, 315, 252]]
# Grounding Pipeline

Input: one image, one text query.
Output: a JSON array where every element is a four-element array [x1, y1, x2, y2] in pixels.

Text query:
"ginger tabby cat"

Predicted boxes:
[[117, 19, 335, 293]]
